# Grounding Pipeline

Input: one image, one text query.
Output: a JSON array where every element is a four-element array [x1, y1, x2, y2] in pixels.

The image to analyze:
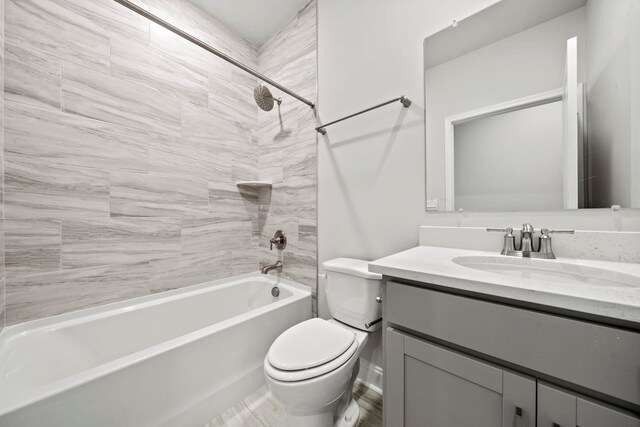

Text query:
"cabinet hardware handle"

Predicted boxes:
[[513, 406, 524, 427]]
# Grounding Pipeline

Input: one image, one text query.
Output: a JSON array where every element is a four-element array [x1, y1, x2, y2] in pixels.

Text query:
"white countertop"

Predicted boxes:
[[369, 246, 640, 325]]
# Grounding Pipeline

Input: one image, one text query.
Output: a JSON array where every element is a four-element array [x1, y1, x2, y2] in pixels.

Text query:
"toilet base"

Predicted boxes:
[[281, 397, 360, 427], [283, 410, 334, 427], [335, 398, 360, 427]]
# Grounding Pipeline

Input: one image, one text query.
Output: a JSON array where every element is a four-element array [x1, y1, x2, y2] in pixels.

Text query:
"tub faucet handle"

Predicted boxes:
[[270, 230, 287, 250]]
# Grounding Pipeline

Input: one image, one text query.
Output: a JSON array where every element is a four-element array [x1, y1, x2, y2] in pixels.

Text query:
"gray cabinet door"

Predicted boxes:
[[385, 328, 536, 427], [577, 398, 640, 427]]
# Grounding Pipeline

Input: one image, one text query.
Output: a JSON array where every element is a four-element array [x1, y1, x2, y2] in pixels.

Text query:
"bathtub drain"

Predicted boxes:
[[271, 287, 280, 297]]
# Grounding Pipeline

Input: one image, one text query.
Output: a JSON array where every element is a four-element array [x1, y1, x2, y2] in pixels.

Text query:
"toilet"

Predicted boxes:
[[263, 258, 383, 427]]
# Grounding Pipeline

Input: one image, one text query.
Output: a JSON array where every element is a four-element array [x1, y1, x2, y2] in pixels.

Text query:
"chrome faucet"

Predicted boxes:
[[261, 260, 283, 274], [520, 223, 535, 252], [262, 231, 286, 274], [487, 224, 574, 259]]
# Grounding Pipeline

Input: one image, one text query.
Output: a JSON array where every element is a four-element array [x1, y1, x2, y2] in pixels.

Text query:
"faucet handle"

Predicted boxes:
[[540, 228, 575, 235], [538, 229, 574, 259], [487, 227, 516, 255], [487, 227, 514, 233], [269, 230, 287, 250]]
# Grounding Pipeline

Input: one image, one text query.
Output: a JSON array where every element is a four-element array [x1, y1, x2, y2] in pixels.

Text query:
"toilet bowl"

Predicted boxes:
[[264, 319, 369, 427], [264, 258, 383, 427]]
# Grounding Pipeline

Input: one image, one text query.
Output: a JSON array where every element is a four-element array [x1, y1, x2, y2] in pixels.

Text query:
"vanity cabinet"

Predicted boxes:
[[383, 280, 640, 427]]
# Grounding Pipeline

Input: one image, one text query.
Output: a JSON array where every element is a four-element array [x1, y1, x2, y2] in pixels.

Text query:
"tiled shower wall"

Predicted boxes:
[[2, 0, 317, 325], [257, 1, 318, 314], [0, 0, 5, 331]]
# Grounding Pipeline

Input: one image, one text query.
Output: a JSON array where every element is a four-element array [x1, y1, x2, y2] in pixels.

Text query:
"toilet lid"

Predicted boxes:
[[267, 319, 356, 371], [264, 339, 358, 382]]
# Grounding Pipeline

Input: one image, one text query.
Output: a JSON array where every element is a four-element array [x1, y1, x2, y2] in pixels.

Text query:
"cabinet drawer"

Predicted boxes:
[[386, 281, 640, 406]]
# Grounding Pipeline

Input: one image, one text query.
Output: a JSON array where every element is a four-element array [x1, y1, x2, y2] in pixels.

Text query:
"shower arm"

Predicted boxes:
[[112, 0, 315, 109]]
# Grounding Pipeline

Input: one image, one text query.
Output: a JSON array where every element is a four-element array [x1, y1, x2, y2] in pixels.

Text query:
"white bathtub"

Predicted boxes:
[[0, 273, 311, 427]]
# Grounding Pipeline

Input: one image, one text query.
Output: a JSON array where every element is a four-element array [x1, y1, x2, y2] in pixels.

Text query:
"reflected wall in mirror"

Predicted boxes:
[[424, 0, 640, 211]]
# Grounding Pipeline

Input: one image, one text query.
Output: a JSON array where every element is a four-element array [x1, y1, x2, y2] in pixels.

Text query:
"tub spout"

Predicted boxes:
[[261, 260, 283, 274]]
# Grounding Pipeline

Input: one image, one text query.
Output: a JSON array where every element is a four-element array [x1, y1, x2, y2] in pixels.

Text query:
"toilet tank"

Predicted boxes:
[[323, 258, 383, 332]]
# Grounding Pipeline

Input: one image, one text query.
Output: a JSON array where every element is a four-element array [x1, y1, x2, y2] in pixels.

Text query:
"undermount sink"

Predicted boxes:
[[452, 256, 638, 288]]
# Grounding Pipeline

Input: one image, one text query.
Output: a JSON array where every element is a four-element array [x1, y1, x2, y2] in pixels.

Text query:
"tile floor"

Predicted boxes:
[[204, 380, 383, 427]]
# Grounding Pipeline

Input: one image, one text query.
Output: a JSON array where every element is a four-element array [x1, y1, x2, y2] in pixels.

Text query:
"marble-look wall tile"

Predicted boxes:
[[1, 0, 5, 332], [181, 103, 237, 179], [55, 0, 149, 43], [232, 135, 259, 182], [299, 223, 317, 253], [209, 182, 258, 222], [4, 42, 61, 110], [181, 217, 252, 256], [110, 34, 209, 107], [257, 0, 317, 313], [61, 62, 182, 137], [110, 172, 209, 217], [182, 90, 258, 184], [130, 0, 183, 26], [61, 218, 181, 269], [5, 101, 149, 173], [297, 107, 318, 144], [3, 0, 315, 325], [149, 23, 230, 81], [232, 248, 259, 276], [0, 278, 4, 331], [6, 0, 110, 73], [148, 134, 229, 183], [283, 138, 316, 185], [6, 262, 150, 325], [258, 102, 299, 185], [5, 220, 61, 278], [283, 251, 316, 289], [4, 157, 110, 219], [150, 252, 232, 293], [176, 0, 256, 67], [208, 68, 258, 125]]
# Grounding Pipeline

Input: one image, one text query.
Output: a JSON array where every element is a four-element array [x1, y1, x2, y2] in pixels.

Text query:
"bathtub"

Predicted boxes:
[[0, 273, 311, 427]]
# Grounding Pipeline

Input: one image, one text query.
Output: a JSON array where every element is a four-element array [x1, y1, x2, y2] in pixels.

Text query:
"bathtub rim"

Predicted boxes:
[[0, 272, 311, 416]]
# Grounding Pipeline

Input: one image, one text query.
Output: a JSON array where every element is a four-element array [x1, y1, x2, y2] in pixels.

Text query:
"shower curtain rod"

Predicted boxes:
[[112, 0, 315, 109]]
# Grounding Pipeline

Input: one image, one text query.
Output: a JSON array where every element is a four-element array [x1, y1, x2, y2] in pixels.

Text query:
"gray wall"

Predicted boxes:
[[2, 0, 316, 325]]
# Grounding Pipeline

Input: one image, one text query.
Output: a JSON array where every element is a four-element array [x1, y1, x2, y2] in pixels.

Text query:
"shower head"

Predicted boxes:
[[254, 84, 282, 111]]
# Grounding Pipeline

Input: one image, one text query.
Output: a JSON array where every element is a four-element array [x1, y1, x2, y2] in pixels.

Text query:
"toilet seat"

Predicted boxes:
[[265, 340, 358, 382], [265, 319, 359, 382]]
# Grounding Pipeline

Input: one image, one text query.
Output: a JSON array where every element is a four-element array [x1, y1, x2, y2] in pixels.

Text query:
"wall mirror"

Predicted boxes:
[[424, 0, 640, 212]]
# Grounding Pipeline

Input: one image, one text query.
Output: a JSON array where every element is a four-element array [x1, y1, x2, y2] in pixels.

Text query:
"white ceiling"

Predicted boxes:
[[184, 0, 311, 45]]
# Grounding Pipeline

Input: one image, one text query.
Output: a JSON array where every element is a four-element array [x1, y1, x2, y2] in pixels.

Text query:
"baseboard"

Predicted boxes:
[[357, 359, 383, 395]]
